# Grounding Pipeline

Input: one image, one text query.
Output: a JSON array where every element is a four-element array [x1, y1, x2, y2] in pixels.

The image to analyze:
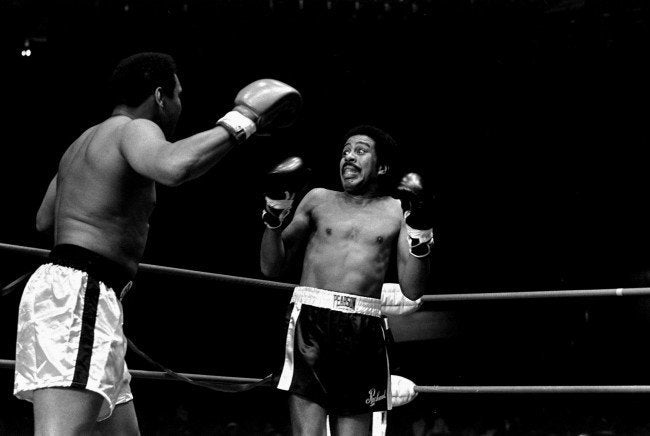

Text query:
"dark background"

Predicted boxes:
[[2, 0, 650, 434]]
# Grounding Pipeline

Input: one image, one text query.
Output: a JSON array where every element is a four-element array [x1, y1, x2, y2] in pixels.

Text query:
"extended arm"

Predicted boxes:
[[119, 120, 235, 186], [120, 79, 301, 186]]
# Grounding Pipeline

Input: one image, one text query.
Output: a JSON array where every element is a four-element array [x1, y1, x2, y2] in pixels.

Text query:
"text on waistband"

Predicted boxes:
[[333, 294, 357, 311]]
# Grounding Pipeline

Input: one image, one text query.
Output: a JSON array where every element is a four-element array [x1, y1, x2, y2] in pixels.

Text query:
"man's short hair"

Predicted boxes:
[[344, 124, 401, 193], [109, 52, 177, 107]]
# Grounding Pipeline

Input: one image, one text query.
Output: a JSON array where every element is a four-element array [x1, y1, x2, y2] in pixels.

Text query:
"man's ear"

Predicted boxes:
[[154, 87, 164, 108], [378, 164, 389, 175]]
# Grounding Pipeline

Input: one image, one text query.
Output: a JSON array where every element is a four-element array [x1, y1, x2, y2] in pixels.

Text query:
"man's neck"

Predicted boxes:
[[341, 189, 382, 205], [111, 103, 151, 120]]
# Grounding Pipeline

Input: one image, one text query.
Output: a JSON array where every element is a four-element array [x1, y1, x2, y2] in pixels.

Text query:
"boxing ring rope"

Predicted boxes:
[[4, 241, 650, 396], [0, 359, 260, 385], [420, 287, 650, 302], [0, 242, 294, 292], [3, 242, 650, 301], [2, 359, 650, 394], [415, 385, 650, 394]]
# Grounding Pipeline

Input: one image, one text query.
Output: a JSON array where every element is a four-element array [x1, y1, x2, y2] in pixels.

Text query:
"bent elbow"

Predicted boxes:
[[158, 174, 185, 187], [403, 289, 424, 302], [400, 283, 426, 301], [260, 258, 283, 279], [158, 162, 192, 187], [260, 264, 279, 279], [35, 216, 52, 233]]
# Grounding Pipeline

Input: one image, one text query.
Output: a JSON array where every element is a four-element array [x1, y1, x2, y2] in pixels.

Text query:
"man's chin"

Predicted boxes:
[[342, 181, 363, 194]]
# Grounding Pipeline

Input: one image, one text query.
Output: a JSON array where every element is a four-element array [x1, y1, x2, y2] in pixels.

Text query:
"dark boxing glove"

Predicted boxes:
[[217, 79, 302, 144], [396, 173, 435, 258], [262, 156, 310, 229]]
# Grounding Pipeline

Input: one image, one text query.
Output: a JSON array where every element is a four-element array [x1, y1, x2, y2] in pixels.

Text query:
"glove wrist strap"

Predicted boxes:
[[262, 193, 294, 230], [265, 196, 294, 211], [408, 239, 433, 258], [217, 111, 257, 144], [406, 225, 434, 243], [262, 210, 283, 229], [404, 212, 434, 258]]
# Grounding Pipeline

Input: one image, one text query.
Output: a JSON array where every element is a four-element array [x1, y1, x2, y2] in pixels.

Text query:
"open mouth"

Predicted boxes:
[[342, 164, 360, 179]]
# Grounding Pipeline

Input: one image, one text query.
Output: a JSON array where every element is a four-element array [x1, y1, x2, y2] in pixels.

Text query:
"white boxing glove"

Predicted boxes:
[[381, 283, 422, 316], [391, 375, 418, 407]]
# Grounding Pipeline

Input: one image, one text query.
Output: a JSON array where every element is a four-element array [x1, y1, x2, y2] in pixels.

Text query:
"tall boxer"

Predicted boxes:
[[16, 52, 300, 435]]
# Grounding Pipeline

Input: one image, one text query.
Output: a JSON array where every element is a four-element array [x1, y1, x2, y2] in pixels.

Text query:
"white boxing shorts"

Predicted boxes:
[[14, 246, 133, 421]]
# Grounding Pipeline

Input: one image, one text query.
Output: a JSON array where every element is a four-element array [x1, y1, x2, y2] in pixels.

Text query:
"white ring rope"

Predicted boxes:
[[3, 242, 650, 396], [0, 359, 260, 384], [1, 359, 650, 394], [2, 242, 650, 301], [0, 242, 294, 292]]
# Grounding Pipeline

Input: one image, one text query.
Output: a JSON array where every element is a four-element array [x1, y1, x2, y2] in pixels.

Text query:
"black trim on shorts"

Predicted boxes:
[[47, 244, 131, 388], [49, 244, 133, 293], [71, 274, 101, 388]]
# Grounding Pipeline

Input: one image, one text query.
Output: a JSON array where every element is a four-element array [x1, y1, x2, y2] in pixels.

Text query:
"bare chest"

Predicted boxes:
[[313, 203, 400, 246]]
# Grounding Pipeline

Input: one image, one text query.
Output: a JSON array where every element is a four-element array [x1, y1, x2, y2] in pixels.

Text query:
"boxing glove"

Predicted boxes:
[[217, 79, 301, 144], [262, 156, 310, 229], [396, 173, 435, 257]]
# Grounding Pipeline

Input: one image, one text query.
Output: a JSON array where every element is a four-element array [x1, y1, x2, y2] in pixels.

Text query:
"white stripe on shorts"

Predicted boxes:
[[277, 302, 302, 391]]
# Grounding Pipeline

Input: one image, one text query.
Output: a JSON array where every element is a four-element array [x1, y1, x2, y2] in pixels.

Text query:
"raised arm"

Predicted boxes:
[[119, 119, 235, 186], [36, 175, 57, 232], [120, 79, 301, 186], [260, 188, 318, 278], [396, 173, 434, 300], [396, 221, 431, 300]]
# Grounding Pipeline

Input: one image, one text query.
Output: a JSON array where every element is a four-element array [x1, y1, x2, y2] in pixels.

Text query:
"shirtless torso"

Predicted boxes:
[[25, 53, 301, 436], [51, 115, 156, 275], [296, 188, 403, 298], [260, 128, 432, 436]]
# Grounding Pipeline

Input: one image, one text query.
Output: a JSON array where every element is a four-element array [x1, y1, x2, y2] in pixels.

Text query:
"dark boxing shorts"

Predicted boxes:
[[277, 286, 392, 416]]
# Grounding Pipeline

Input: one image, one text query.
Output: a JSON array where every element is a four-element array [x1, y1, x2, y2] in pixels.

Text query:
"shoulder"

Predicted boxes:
[[294, 188, 336, 217], [79, 124, 99, 140], [121, 117, 164, 140], [60, 123, 100, 162], [301, 187, 336, 204], [115, 118, 166, 156], [371, 193, 401, 210], [376, 195, 403, 220], [383, 195, 402, 211], [69, 123, 101, 149]]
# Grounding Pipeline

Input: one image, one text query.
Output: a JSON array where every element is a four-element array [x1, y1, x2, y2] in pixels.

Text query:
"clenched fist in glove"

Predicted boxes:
[[217, 79, 301, 144], [262, 156, 310, 229], [396, 173, 435, 258]]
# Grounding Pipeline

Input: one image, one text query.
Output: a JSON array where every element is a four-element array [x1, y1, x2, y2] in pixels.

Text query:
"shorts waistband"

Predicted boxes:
[[49, 244, 133, 294], [291, 286, 382, 317]]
